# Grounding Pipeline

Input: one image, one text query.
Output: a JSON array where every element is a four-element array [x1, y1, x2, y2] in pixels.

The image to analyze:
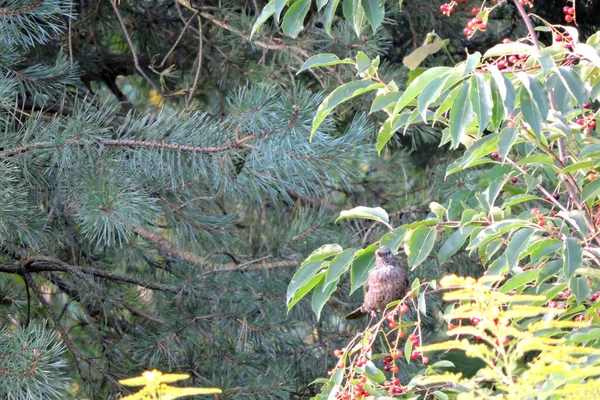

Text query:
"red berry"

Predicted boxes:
[[399, 303, 409, 314], [567, 7, 575, 15], [393, 378, 400, 385], [583, 102, 591, 109], [491, 152, 499, 159], [545, 196, 552, 202], [480, 23, 487, 31], [473, 18, 483, 25], [408, 334, 416, 342], [563, 6, 570, 13], [440, 4, 449, 13], [384, 365, 391, 371], [589, 174, 596, 182], [565, 14, 573, 23], [553, 193, 560, 200], [503, 38, 511, 44], [519, 54, 528, 60], [463, 27, 471, 36], [532, 207, 539, 215], [589, 120, 597, 128], [411, 351, 418, 360], [508, 55, 518, 64], [388, 321, 397, 329], [460, 0, 467, 3], [334, 349, 342, 357], [470, 317, 480, 325], [422, 356, 430, 364], [391, 365, 399, 373], [511, 177, 518, 183], [447, 322, 456, 330], [577, 118, 585, 125], [472, 8, 479, 15], [555, 35, 563, 42]]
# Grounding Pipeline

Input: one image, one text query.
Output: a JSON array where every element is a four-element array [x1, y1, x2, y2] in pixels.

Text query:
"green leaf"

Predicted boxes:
[[581, 179, 600, 202], [363, 360, 386, 383], [501, 194, 540, 209], [297, 54, 354, 74], [565, 327, 600, 343], [433, 391, 449, 400], [343, 0, 366, 37], [484, 42, 533, 58], [403, 39, 448, 71], [380, 227, 406, 254], [361, 0, 384, 32], [323, 0, 341, 34], [418, 291, 427, 316], [304, 244, 344, 264], [519, 74, 550, 138], [431, 361, 455, 368], [519, 86, 543, 139], [311, 276, 338, 319], [570, 276, 591, 305], [250, 0, 284, 38], [574, 43, 600, 69], [370, 92, 402, 113], [336, 206, 390, 224], [468, 220, 530, 250], [311, 81, 384, 137], [469, 74, 493, 134], [438, 225, 477, 265], [406, 226, 437, 269], [563, 237, 582, 282], [404, 337, 413, 363], [561, 160, 593, 175], [445, 133, 498, 176], [461, 52, 481, 77], [350, 244, 377, 294], [490, 66, 515, 116], [417, 76, 445, 122], [288, 261, 325, 302], [288, 271, 325, 310], [393, 67, 451, 115], [325, 248, 358, 288], [448, 79, 473, 149], [499, 269, 539, 293], [554, 67, 585, 107], [505, 228, 535, 269], [281, 0, 311, 38]]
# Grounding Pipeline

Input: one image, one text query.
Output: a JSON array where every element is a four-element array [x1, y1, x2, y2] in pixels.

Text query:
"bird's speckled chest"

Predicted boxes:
[[363, 265, 407, 312]]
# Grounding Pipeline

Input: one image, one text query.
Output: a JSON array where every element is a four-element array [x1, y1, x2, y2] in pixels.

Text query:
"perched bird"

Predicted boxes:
[[345, 246, 409, 320]]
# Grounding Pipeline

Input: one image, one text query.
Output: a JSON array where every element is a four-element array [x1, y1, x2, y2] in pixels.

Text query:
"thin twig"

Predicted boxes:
[[186, 15, 204, 108], [22, 273, 124, 393]]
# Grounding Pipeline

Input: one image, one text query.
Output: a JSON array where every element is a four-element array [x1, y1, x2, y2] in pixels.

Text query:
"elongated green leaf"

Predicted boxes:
[[461, 52, 481, 77], [445, 134, 498, 176], [570, 276, 591, 305], [561, 160, 593, 175], [336, 206, 390, 224], [312, 276, 338, 319], [380, 227, 406, 254], [288, 272, 325, 310], [581, 179, 600, 202], [565, 327, 600, 343], [350, 244, 378, 293], [448, 80, 473, 149], [393, 67, 451, 115], [363, 361, 386, 383], [418, 291, 427, 316], [403, 39, 448, 70], [361, 0, 384, 32], [288, 261, 325, 301], [499, 269, 539, 293], [501, 194, 540, 209], [304, 244, 344, 264], [325, 248, 357, 288], [519, 86, 543, 139], [250, 0, 278, 38], [490, 66, 515, 116], [297, 54, 354, 74], [505, 228, 534, 269], [469, 74, 493, 134], [323, 0, 341, 34], [554, 67, 585, 107], [370, 92, 402, 113], [311, 81, 384, 137], [574, 43, 600, 69], [580, 144, 600, 159], [519, 74, 550, 138], [406, 226, 437, 269], [468, 220, 530, 250], [281, 0, 311, 38], [418, 76, 444, 122], [484, 42, 533, 58], [563, 237, 582, 282]]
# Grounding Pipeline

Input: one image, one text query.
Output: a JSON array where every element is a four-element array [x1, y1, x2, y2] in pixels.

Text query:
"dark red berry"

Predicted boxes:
[[503, 38, 511, 44], [411, 351, 418, 360], [472, 8, 479, 15], [491, 152, 499, 159], [511, 177, 518, 183], [583, 102, 591, 109], [590, 120, 597, 128], [565, 14, 573, 23], [553, 193, 560, 200]]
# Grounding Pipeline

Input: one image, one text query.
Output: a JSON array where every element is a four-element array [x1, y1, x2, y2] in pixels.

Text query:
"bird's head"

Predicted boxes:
[[375, 246, 394, 264]]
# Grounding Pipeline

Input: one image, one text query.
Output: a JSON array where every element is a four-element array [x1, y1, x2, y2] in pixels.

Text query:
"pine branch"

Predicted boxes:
[[22, 273, 123, 393]]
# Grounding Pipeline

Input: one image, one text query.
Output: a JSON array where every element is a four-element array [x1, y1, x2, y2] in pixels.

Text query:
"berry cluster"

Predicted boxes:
[[575, 103, 597, 135], [464, 16, 486, 37], [562, 5, 575, 23]]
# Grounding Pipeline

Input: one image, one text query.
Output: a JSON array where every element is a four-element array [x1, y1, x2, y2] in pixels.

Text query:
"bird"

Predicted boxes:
[[345, 246, 409, 320]]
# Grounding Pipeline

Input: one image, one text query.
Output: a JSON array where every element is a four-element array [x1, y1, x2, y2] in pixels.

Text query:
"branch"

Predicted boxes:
[[22, 273, 124, 393], [0, 259, 180, 293]]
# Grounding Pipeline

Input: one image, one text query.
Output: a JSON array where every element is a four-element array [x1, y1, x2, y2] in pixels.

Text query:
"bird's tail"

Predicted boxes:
[[345, 307, 367, 320]]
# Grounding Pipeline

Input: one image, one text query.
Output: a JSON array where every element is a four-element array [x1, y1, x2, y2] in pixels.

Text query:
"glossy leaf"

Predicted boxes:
[[581, 179, 600, 202], [469, 74, 493, 134], [311, 276, 339, 319], [380, 227, 406, 254], [350, 244, 378, 294], [297, 54, 354, 74], [324, 248, 357, 288], [448, 79, 473, 149], [336, 206, 390, 224], [438, 226, 476, 265], [311, 81, 384, 138], [281, 0, 311, 38], [361, 0, 384, 32], [288, 271, 325, 310], [499, 270, 539, 293], [393, 67, 451, 115], [406, 226, 437, 269], [563, 237, 582, 282]]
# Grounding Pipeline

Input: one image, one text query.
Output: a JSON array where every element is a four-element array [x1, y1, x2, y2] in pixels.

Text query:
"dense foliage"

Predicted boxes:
[[278, 0, 600, 399]]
